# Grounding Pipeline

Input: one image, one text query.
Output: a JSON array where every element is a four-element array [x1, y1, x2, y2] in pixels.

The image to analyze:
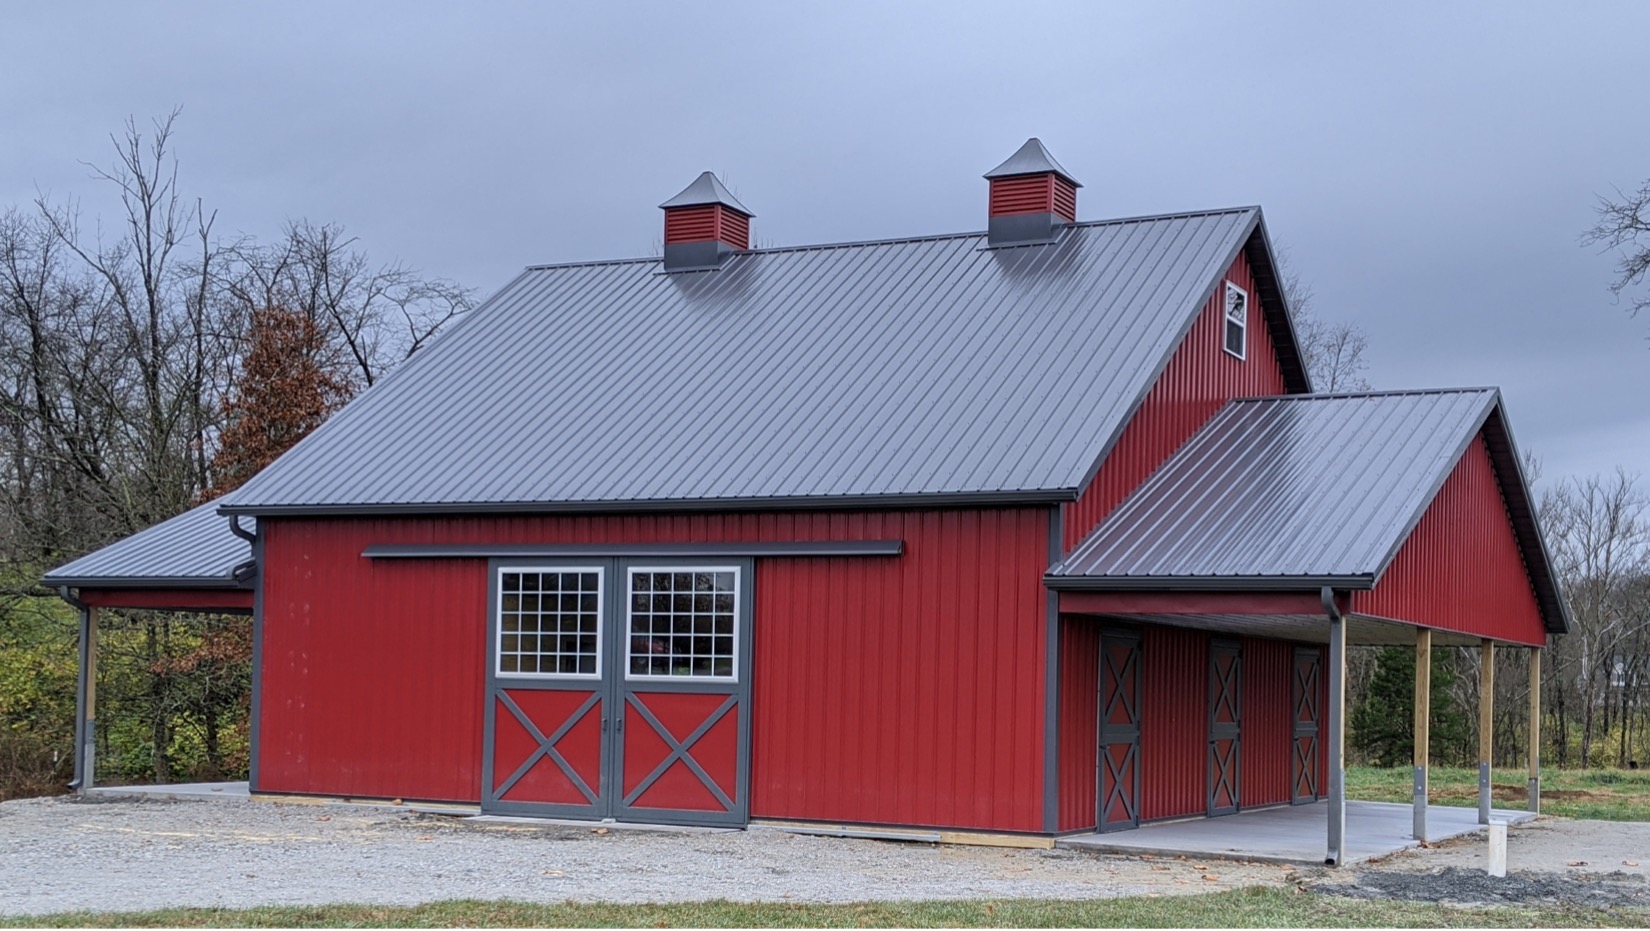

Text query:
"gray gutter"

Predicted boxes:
[[1043, 574, 1375, 592], [363, 541, 905, 559], [39, 575, 254, 590], [218, 489, 1076, 518]]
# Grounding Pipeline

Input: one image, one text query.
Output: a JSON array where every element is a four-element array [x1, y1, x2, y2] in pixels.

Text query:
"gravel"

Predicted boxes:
[[7, 795, 1646, 917], [0, 796, 1288, 916]]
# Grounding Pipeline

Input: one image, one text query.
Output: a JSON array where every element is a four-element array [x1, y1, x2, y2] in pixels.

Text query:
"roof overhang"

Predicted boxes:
[[216, 489, 1077, 518]]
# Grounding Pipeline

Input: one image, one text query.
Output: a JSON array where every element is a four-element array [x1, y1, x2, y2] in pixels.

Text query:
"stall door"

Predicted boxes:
[[1096, 629, 1141, 833], [1291, 647, 1322, 803], [1207, 639, 1242, 817], [481, 560, 751, 826]]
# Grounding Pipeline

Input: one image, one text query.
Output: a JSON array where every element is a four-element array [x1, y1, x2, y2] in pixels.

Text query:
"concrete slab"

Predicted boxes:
[[1057, 801, 1536, 867], [86, 781, 249, 801]]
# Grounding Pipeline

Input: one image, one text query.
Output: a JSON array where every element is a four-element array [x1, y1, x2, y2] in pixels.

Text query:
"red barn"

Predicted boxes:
[[48, 139, 1568, 862]]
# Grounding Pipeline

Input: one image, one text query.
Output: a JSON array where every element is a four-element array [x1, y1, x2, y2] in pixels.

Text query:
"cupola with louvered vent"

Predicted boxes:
[[659, 171, 754, 271], [983, 138, 1081, 246]]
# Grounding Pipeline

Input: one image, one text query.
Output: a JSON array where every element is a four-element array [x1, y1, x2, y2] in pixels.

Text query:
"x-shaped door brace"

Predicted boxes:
[[1294, 661, 1320, 727], [621, 693, 738, 811], [494, 691, 602, 805], [1102, 743, 1138, 825], [1211, 656, 1240, 726], [1294, 735, 1320, 797], [1210, 739, 1239, 807]]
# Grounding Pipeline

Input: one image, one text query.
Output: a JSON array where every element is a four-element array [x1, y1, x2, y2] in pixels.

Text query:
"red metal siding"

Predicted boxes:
[[1352, 434, 1547, 646], [1063, 250, 1289, 550], [1057, 616, 1100, 831], [1139, 625, 1207, 821], [1240, 637, 1291, 808], [258, 508, 1051, 831]]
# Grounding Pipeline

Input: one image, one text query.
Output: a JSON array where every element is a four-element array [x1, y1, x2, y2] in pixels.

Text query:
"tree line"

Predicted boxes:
[[0, 113, 472, 796]]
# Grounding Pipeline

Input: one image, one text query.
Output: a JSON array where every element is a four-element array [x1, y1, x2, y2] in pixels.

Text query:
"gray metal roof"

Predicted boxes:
[[225, 207, 1298, 514], [658, 171, 753, 215], [43, 501, 255, 588], [1049, 388, 1569, 633], [984, 137, 1081, 186]]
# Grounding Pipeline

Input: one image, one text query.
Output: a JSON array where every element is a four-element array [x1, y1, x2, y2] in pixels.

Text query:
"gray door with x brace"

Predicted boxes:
[[481, 558, 753, 826]]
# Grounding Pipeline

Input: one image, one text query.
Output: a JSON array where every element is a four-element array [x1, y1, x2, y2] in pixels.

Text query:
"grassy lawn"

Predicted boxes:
[[1346, 765, 1650, 821], [4, 890, 1646, 929]]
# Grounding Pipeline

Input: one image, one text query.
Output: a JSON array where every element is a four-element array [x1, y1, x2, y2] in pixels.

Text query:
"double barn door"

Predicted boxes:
[[481, 559, 752, 826]]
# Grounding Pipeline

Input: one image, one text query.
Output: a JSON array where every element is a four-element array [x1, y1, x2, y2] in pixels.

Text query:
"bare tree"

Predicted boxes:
[[1540, 470, 1650, 765], [1277, 246, 1371, 391], [1583, 179, 1650, 325]]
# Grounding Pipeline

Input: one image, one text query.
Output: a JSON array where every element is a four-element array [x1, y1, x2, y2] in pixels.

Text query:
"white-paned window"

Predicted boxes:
[[1223, 281, 1248, 360], [627, 568, 739, 680], [497, 568, 602, 677]]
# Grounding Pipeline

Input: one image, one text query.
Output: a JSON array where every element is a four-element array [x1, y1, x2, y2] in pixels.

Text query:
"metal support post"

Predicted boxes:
[[1414, 627, 1431, 842], [1478, 639, 1494, 824]]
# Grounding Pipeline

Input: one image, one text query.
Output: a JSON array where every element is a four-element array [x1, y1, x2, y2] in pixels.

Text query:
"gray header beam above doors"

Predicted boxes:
[[363, 541, 905, 559]]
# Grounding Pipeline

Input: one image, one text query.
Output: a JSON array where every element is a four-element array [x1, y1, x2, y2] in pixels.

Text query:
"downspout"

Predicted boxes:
[[57, 586, 93, 793], [1321, 586, 1346, 866], [229, 515, 256, 543]]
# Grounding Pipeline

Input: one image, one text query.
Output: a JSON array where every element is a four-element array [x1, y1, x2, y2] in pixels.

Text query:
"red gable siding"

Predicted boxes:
[[1352, 435, 1547, 646], [256, 508, 1051, 831], [1063, 249, 1289, 551]]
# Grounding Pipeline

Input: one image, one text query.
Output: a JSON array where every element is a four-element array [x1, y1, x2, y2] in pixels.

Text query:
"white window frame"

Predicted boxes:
[[494, 565, 605, 680], [624, 565, 742, 683], [1222, 281, 1248, 361]]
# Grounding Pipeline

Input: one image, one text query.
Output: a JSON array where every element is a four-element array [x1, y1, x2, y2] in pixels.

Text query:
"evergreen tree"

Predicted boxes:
[[1350, 645, 1472, 766]]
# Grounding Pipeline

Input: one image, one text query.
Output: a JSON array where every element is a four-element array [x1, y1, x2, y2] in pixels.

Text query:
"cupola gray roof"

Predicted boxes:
[[983, 137, 1082, 186], [658, 171, 754, 216]]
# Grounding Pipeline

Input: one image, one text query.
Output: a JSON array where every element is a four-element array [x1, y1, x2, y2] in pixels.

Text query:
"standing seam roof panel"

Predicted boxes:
[[225, 210, 1263, 510]]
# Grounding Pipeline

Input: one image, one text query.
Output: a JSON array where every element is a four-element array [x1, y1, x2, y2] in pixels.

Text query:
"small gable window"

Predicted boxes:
[[1223, 282, 1248, 360]]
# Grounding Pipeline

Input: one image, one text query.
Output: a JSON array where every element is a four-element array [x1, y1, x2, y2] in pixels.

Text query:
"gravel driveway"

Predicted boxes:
[[0, 796, 1289, 916], [5, 795, 1645, 917]]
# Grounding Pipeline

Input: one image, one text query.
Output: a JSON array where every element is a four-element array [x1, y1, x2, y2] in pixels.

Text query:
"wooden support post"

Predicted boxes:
[[1528, 647, 1542, 814], [1479, 640, 1494, 824], [1326, 608, 1346, 866], [1413, 627, 1431, 841]]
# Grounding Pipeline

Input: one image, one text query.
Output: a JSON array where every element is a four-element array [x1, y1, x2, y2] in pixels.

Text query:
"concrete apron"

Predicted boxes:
[[1057, 800, 1538, 867]]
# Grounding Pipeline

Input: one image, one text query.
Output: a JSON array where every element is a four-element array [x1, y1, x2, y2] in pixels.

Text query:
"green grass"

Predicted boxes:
[[1346, 765, 1650, 821], [4, 890, 1646, 929]]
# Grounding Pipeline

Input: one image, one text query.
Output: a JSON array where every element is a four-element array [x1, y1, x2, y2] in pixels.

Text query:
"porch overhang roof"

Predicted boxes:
[[42, 500, 256, 604]]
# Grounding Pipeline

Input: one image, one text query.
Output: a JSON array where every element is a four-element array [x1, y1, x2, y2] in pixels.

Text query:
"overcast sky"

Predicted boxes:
[[5, 1, 1647, 486]]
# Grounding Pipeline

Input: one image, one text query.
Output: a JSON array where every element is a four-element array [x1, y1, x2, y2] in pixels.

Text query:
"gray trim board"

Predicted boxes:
[[365, 541, 904, 559], [219, 491, 1075, 517], [248, 530, 265, 793], [1045, 574, 1375, 592], [42, 575, 253, 590], [1043, 506, 1062, 833]]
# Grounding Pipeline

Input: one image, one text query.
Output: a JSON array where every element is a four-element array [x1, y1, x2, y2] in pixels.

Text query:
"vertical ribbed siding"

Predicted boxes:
[[1240, 637, 1292, 808], [1353, 435, 1547, 646], [1051, 177, 1077, 223], [1063, 251, 1288, 550], [258, 508, 1051, 831], [1139, 626, 1207, 821], [1058, 616, 1100, 831]]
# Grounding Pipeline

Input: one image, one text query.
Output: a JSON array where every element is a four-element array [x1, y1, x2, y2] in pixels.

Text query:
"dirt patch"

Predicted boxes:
[[1310, 865, 1650, 909], [1426, 785, 1621, 803]]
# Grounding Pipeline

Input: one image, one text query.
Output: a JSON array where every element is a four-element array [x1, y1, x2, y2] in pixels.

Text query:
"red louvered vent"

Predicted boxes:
[[1051, 176, 1077, 222], [664, 206, 720, 245], [718, 209, 750, 250], [989, 175, 1054, 218], [664, 204, 750, 250]]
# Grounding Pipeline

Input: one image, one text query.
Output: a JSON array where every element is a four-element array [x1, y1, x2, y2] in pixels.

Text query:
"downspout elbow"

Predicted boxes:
[[229, 516, 256, 543], [1320, 585, 1342, 623], [58, 585, 88, 612]]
